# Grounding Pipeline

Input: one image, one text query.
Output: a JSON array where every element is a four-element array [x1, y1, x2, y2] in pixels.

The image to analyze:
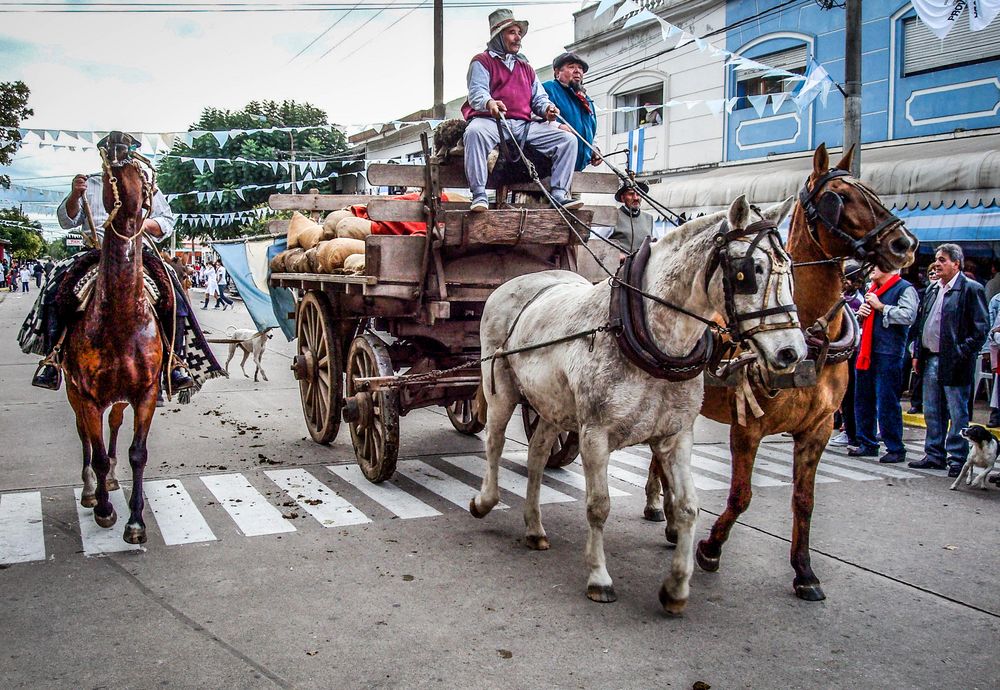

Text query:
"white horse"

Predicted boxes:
[[470, 195, 807, 614]]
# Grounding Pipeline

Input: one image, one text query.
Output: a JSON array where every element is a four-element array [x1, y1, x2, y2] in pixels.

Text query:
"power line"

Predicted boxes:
[[286, 0, 369, 64], [0, 0, 576, 12]]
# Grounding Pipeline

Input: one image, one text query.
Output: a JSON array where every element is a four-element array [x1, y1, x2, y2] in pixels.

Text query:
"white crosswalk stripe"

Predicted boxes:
[[328, 465, 442, 519], [144, 480, 217, 545], [74, 488, 143, 555], [610, 450, 732, 491], [0, 492, 45, 564], [3, 438, 938, 564], [439, 455, 575, 504], [395, 461, 509, 511], [201, 473, 296, 537], [266, 469, 371, 527], [500, 451, 631, 497]]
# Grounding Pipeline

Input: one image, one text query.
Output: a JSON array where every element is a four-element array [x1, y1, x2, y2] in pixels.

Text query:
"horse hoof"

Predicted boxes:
[[105, 478, 120, 492], [123, 525, 147, 545], [525, 534, 550, 551], [80, 494, 97, 509], [665, 527, 679, 545], [794, 582, 826, 602], [658, 585, 687, 616], [94, 509, 117, 529], [586, 584, 617, 603], [695, 541, 720, 572], [643, 507, 666, 522], [468, 498, 490, 519]]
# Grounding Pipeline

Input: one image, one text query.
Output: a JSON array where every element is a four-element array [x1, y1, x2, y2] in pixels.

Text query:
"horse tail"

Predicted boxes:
[[473, 383, 488, 425]]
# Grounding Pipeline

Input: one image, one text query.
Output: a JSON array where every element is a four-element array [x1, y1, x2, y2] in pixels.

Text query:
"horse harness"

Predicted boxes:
[[96, 132, 157, 243], [609, 218, 798, 381]]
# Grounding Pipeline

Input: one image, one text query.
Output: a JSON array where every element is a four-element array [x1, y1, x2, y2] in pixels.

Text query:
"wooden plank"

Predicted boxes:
[[269, 272, 377, 285], [442, 209, 592, 246], [366, 164, 618, 194], [365, 198, 469, 222], [268, 220, 288, 235], [268, 193, 375, 211]]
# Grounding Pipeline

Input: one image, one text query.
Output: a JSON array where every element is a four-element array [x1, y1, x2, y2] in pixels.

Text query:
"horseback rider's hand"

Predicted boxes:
[[71, 174, 88, 199], [544, 105, 559, 122], [487, 99, 507, 118]]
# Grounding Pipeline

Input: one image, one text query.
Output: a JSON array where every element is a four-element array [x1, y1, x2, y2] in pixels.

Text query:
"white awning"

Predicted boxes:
[[646, 131, 1000, 216]]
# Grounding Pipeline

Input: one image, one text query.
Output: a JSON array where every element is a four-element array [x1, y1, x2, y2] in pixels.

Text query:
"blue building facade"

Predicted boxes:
[[723, 0, 1000, 161]]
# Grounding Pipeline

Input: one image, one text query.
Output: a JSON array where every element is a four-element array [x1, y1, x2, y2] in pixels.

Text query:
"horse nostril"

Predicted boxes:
[[776, 347, 799, 367], [890, 236, 912, 255]]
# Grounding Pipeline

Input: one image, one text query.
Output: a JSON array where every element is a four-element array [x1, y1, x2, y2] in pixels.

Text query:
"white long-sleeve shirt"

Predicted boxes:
[[57, 174, 175, 245]]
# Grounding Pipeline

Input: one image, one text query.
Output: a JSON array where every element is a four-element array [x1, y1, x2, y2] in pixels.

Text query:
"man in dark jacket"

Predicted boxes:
[[542, 52, 601, 172], [908, 244, 989, 475]]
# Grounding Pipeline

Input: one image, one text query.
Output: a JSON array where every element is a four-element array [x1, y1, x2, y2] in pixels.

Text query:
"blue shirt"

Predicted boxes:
[[542, 79, 597, 172]]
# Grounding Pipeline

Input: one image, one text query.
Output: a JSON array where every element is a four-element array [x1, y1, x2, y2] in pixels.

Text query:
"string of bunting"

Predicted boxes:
[[163, 170, 351, 202]]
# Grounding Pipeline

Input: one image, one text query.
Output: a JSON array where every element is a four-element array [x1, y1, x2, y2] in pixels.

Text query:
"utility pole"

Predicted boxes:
[[433, 0, 444, 119], [289, 131, 298, 195], [843, 0, 862, 177]]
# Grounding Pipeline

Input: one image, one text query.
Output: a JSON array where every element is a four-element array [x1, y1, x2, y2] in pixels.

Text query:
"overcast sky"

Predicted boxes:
[[1, 1, 580, 227]]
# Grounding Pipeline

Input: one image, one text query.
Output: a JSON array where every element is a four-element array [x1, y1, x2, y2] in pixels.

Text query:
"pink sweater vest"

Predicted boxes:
[[461, 52, 534, 121]]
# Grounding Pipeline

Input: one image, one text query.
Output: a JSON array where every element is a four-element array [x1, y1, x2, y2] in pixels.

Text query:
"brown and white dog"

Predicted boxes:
[[952, 425, 999, 490], [223, 326, 273, 382]]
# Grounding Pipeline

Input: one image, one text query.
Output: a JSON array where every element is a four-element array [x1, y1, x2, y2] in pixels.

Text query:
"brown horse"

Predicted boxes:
[[61, 145, 163, 545], [645, 144, 918, 601]]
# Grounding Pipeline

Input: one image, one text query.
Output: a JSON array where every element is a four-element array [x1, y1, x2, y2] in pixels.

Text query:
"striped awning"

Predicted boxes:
[[894, 202, 1000, 243]]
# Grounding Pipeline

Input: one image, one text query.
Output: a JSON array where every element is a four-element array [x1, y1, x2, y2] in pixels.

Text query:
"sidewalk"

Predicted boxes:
[[901, 397, 999, 431]]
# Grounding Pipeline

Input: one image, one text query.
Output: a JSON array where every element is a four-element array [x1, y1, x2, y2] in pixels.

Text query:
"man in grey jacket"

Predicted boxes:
[[609, 180, 654, 254]]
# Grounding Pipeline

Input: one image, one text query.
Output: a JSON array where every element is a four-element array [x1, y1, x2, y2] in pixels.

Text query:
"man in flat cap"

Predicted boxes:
[[610, 179, 654, 254], [543, 52, 601, 172], [461, 8, 581, 212]]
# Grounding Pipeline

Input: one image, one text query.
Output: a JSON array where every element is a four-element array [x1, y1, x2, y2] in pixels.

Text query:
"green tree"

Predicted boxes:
[[46, 237, 69, 260], [0, 81, 33, 189], [0, 206, 44, 259], [157, 100, 355, 241]]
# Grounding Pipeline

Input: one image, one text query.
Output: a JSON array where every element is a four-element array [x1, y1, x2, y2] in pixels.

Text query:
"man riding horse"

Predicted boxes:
[[19, 131, 221, 396]]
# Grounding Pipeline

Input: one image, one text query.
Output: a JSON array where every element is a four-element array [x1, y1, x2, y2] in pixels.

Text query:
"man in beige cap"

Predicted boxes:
[[460, 8, 580, 212]]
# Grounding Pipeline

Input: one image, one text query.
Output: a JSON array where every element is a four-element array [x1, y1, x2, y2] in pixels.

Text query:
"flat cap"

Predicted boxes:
[[553, 51, 589, 73]]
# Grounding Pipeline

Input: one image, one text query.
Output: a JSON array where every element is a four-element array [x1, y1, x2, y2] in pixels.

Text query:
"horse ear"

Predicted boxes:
[[835, 145, 855, 172], [728, 194, 750, 229], [812, 143, 829, 178], [761, 196, 795, 226]]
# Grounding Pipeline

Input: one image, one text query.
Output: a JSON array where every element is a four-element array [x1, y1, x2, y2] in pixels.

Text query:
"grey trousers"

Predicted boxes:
[[462, 117, 577, 196]]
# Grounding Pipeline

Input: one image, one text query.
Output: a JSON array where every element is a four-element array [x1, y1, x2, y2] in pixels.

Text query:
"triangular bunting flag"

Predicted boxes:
[[770, 92, 788, 113], [658, 19, 680, 42], [705, 99, 725, 118], [212, 131, 229, 147], [725, 97, 741, 113], [612, 0, 639, 23], [623, 8, 657, 30], [748, 94, 770, 118], [205, 159, 216, 173], [594, 0, 617, 19]]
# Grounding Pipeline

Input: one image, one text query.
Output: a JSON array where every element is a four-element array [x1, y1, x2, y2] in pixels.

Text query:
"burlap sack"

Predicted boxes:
[[315, 238, 366, 273], [271, 248, 302, 272], [287, 248, 314, 273], [287, 211, 324, 250], [335, 216, 374, 240], [343, 253, 366, 274], [304, 247, 320, 273], [323, 209, 353, 238]]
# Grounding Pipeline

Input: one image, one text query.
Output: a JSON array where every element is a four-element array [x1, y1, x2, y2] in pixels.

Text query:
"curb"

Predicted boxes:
[[903, 410, 1000, 434]]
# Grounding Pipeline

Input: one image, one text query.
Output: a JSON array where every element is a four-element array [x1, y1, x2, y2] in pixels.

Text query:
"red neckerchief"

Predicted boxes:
[[856, 273, 902, 371], [573, 89, 592, 114]]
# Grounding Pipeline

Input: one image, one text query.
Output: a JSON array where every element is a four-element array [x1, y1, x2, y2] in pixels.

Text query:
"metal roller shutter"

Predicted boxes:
[[903, 16, 1000, 75]]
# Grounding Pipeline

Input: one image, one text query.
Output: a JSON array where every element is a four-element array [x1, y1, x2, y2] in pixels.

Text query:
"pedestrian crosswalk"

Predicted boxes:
[[0, 441, 935, 565]]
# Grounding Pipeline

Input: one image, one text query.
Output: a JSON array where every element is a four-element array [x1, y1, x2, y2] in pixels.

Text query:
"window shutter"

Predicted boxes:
[[736, 45, 807, 82], [903, 16, 1000, 75]]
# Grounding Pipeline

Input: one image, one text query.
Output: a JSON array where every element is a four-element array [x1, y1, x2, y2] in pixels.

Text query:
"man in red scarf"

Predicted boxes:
[[851, 266, 918, 463]]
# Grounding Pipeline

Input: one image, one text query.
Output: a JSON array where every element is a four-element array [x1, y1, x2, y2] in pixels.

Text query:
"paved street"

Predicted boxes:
[[1, 288, 998, 689]]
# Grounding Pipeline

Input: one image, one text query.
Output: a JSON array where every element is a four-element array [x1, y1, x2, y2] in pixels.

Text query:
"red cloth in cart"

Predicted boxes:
[[350, 192, 453, 236]]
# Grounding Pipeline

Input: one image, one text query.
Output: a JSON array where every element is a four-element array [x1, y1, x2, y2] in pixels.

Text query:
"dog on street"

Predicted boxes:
[[952, 425, 999, 490], [211, 326, 273, 382]]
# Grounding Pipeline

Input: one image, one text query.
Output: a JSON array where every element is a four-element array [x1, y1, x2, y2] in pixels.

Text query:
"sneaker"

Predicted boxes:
[[829, 431, 851, 446], [847, 446, 879, 458], [470, 195, 488, 213], [551, 194, 584, 211], [906, 406, 922, 414]]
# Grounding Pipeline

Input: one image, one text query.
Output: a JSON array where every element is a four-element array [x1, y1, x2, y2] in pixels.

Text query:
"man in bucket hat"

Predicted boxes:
[[543, 52, 602, 172], [609, 179, 654, 254], [461, 8, 581, 212]]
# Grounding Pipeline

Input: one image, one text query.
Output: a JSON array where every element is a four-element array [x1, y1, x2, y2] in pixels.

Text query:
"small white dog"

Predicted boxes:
[[951, 425, 1000, 490], [223, 326, 273, 382]]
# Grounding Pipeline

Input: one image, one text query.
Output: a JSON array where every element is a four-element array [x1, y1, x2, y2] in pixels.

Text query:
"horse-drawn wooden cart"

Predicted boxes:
[[268, 139, 620, 483]]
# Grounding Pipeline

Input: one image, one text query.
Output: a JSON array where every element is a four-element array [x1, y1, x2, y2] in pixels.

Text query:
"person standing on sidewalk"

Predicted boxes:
[[214, 261, 234, 310], [202, 265, 219, 310], [32, 261, 43, 288], [849, 266, 918, 463], [908, 244, 989, 476], [18, 265, 31, 292]]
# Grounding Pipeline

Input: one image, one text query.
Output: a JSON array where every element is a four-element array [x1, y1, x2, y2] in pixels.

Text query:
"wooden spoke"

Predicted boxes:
[[446, 398, 485, 435], [346, 333, 400, 483], [521, 404, 580, 468], [295, 292, 343, 444]]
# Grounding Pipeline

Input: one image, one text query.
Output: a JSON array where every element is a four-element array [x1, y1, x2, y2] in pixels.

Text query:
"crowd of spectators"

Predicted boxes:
[[833, 244, 993, 477], [2, 258, 54, 292]]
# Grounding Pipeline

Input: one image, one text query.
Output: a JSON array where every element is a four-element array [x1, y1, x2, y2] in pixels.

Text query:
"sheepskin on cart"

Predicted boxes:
[[268, 134, 620, 483]]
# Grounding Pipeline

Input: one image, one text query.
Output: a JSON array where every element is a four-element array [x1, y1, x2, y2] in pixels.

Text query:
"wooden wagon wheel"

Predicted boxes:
[[292, 292, 342, 444], [344, 333, 400, 483], [446, 398, 485, 435], [521, 404, 580, 468]]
